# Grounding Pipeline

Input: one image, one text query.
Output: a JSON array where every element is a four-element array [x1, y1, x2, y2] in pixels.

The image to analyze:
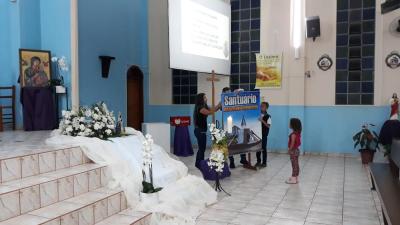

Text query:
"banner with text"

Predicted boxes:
[[222, 91, 261, 142], [255, 53, 283, 89]]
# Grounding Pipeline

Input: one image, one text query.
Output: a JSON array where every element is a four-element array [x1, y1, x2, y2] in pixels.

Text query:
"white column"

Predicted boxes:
[[70, 0, 79, 109]]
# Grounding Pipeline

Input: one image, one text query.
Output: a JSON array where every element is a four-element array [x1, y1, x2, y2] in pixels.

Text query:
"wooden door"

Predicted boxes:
[[127, 66, 144, 130]]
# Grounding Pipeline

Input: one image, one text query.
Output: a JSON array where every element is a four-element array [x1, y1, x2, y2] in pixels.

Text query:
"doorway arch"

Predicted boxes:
[[126, 65, 144, 131]]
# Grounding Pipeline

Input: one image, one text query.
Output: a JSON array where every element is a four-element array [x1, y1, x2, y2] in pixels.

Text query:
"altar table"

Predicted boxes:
[[21, 87, 57, 131]]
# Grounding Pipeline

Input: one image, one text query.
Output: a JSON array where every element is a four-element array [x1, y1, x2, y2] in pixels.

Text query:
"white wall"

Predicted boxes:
[[148, 0, 229, 105], [260, 0, 400, 107], [259, 0, 306, 106], [148, 0, 400, 107], [148, 0, 172, 105], [375, 7, 400, 105], [304, 0, 337, 106]]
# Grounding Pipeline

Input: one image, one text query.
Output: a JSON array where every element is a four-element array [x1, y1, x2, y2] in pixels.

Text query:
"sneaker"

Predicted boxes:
[[229, 162, 236, 169], [254, 162, 262, 167], [240, 159, 249, 165], [260, 163, 267, 168], [285, 177, 298, 184]]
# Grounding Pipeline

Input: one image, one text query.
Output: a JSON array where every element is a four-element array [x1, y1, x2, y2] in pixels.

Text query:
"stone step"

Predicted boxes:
[[0, 187, 127, 225], [0, 147, 91, 183], [0, 163, 109, 222], [95, 209, 151, 225]]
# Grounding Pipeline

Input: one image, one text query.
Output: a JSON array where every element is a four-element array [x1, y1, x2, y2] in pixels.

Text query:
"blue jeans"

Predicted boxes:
[[256, 137, 268, 164], [194, 128, 207, 168]]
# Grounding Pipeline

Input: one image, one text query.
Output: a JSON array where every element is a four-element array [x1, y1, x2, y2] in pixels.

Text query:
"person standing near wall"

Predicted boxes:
[[193, 93, 219, 169], [256, 102, 271, 167], [286, 118, 302, 184]]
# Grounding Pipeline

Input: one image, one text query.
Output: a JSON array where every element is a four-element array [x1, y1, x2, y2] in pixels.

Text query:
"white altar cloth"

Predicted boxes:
[[46, 128, 217, 225]]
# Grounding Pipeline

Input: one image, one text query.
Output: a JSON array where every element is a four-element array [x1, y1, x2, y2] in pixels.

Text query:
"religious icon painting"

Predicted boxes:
[[19, 49, 52, 88], [317, 54, 333, 71]]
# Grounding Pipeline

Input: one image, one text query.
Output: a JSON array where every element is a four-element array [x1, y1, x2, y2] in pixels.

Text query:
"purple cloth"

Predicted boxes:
[[21, 87, 57, 131], [199, 159, 231, 181], [173, 126, 194, 157]]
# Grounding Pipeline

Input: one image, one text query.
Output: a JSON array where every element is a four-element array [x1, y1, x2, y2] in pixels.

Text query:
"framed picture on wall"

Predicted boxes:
[[19, 49, 52, 87]]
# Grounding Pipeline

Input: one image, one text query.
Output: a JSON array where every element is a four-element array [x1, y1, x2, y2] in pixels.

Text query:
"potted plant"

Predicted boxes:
[[353, 123, 380, 164], [140, 134, 162, 204], [51, 56, 68, 93]]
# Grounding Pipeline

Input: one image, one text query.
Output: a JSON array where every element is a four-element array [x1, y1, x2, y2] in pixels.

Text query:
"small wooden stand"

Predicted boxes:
[[243, 153, 257, 170], [243, 129, 257, 170], [206, 70, 220, 123]]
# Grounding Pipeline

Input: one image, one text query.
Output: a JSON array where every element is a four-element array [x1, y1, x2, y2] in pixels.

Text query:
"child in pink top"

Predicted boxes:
[[286, 118, 302, 184]]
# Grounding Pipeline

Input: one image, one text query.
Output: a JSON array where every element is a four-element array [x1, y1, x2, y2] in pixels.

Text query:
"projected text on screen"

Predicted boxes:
[[181, 0, 230, 60]]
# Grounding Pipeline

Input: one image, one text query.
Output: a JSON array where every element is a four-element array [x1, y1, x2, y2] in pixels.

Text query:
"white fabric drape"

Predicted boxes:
[[46, 128, 217, 225]]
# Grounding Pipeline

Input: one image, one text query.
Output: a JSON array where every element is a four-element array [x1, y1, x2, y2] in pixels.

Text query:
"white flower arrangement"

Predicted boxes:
[[207, 123, 228, 173], [208, 150, 225, 173], [50, 56, 69, 87], [51, 56, 69, 72], [209, 123, 226, 144], [141, 134, 162, 193], [59, 102, 116, 140], [142, 134, 154, 169]]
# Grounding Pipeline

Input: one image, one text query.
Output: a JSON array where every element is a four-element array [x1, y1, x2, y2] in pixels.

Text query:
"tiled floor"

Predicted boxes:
[[180, 153, 383, 225], [0, 131, 383, 225]]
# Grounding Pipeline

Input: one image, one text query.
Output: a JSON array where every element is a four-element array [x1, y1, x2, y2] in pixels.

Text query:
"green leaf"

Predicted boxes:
[[360, 138, 366, 148], [154, 187, 163, 192], [142, 181, 163, 193], [353, 132, 362, 141], [354, 141, 360, 149]]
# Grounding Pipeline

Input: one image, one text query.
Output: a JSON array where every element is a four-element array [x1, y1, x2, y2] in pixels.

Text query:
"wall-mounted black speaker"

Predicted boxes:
[[99, 56, 115, 78], [381, 0, 400, 15], [306, 16, 320, 41]]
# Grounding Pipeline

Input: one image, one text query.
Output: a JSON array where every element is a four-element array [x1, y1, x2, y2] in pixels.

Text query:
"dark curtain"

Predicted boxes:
[[21, 87, 57, 131]]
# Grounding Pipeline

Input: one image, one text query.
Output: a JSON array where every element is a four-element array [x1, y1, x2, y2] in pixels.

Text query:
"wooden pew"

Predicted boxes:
[[369, 139, 400, 225], [0, 86, 16, 130]]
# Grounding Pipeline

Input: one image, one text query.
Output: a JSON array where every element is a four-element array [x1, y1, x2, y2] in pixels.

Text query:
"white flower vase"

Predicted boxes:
[[139, 191, 160, 205], [55, 85, 66, 94]]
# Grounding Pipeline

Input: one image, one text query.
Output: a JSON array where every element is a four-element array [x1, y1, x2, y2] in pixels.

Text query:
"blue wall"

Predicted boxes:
[[19, 0, 42, 48], [146, 104, 389, 154], [78, 0, 148, 121], [0, 0, 72, 128], [40, 0, 71, 108], [0, 0, 390, 155], [0, 1, 12, 86]]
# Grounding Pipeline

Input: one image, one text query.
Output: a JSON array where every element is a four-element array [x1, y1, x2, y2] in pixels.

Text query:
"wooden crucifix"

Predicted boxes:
[[206, 70, 220, 123]]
